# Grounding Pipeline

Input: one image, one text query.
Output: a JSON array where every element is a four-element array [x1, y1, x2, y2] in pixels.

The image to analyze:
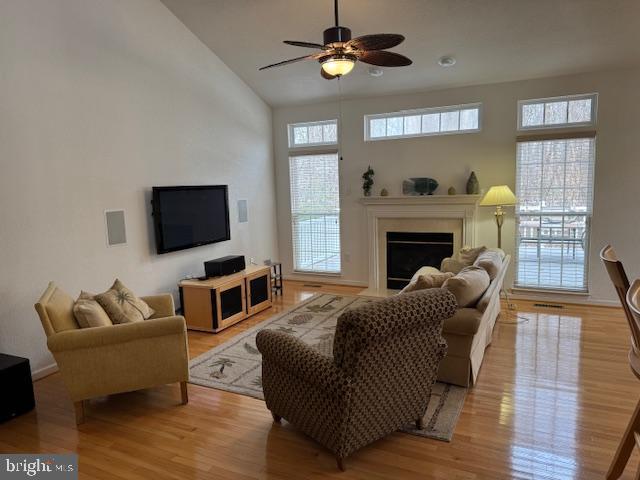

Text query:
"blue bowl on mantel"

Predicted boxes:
[[404, 177, 439, 195]]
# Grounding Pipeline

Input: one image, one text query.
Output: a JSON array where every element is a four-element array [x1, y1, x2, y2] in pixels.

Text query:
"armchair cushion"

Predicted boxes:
[[95, 279, 154, 324], [142, 294, 176, 318]]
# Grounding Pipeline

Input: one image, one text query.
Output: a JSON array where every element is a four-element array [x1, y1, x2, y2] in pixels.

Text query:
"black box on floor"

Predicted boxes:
[[0, 353, 35, 422], [204, 255, 246, 278]]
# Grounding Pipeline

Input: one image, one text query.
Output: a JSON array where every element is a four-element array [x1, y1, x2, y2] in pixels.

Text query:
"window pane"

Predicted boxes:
[[421, 113, 440, 133], [386, 117, 403, 136], [515, 137, 594, 292], [370, 118, 386, 138], [459, 108, 478, 130], [404, 115, 421, 135], [289, 120, 338, 147], [568, 99, 592, 123], [522, 103, 544, 127], [293, 126, 308, 145], [308, 124, 323, 144], [544, 101, 568, 125], [441, 111, 459, 131], [289, 153, 341, 274], [323, 123, 337, 142]]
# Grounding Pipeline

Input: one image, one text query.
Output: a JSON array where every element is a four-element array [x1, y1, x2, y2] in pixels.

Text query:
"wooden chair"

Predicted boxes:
[[600, 245, 640, 479]]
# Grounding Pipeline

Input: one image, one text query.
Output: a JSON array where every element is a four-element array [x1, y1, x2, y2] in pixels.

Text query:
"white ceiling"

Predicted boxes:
[[161, 0, 640, 107]]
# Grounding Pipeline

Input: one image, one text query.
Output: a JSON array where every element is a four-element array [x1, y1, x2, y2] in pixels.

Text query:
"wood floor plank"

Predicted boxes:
[[2, 280, 640, 479]]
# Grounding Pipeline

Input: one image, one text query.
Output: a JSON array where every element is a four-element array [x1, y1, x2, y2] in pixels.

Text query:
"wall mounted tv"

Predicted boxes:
[[152, 185, 230, 254]]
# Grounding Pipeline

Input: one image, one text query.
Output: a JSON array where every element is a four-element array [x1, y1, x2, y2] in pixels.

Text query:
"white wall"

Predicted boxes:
[[0, 0, 278, 374], [273, 67, 640, 304]]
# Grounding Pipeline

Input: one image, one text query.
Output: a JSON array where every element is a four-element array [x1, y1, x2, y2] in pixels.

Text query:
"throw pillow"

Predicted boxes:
[[458, 246, 487, 266], [95, 279, 154, 324], [409, 266, 442, 283], [401, 272, 454, 294], [441, 257, 465, 274], [442, 266, 490, 308], [473, 250, 504, 280], [73, 291, 113, 328]]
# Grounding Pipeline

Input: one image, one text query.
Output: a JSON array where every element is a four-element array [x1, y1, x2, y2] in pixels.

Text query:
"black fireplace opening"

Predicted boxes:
[[386, 231, 454, 289]]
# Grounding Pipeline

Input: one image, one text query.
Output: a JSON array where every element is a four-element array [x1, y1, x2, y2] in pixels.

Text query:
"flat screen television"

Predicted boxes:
[[152, 185, 230, 254]]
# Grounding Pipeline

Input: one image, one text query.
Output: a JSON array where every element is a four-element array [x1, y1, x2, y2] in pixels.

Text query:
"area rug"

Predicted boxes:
[[189, 293, 467, 442]]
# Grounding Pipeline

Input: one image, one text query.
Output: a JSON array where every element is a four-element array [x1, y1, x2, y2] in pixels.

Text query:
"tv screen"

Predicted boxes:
[[152, 185, 230, 254]]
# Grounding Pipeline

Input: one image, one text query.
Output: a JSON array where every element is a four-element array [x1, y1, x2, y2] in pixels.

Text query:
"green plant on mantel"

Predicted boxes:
[[362, 166, 375, 196]]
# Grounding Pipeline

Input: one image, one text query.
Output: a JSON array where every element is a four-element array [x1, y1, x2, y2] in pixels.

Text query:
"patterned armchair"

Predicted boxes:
[[256, 288, 457, 470]]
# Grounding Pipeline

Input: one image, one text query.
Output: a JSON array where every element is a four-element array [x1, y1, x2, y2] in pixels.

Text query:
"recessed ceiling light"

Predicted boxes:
[[438, 56, 456, 67], [368, 66, 383, 77]]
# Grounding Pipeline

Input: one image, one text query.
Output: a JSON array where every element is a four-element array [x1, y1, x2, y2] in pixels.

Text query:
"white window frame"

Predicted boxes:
[[514, 135, 596, 293], [288, 151, 342, 275], [287, 119, 341, 276], [287, 119, 339, 149], [517, 93, 598, 131], [364, 103, 482, 142]]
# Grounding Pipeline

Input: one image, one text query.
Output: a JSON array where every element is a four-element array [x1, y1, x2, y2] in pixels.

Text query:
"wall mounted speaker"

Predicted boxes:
[[105, 210, 127, 246], [237, 200, 248, 223]]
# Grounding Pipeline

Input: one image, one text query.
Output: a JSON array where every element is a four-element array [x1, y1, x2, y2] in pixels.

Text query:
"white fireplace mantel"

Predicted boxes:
[[360, 195, 481, 291]]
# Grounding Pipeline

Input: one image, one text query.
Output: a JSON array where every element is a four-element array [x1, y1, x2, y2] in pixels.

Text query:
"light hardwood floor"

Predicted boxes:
[[2, 280, 639, 479]]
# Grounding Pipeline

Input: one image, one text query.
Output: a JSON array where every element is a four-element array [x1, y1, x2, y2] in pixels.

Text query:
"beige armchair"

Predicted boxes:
[[35, 282, 190, 424], [256, 288, 457, 470]]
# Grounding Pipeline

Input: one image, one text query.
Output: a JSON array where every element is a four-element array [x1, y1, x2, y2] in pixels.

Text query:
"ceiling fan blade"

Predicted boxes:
[[284, 40, 328, 50], [321, 68, 337, 80], [358, 50, 412, 67], [346, 34, 405, 51], [259, 54, 321, 71]]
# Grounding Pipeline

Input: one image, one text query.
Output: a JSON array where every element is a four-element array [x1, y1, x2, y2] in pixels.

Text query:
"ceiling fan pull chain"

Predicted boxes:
[[338, 76, 344, 161]]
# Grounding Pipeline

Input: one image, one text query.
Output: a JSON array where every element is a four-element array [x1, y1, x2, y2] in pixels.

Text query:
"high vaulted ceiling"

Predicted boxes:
[[161, 0, 640, 107]]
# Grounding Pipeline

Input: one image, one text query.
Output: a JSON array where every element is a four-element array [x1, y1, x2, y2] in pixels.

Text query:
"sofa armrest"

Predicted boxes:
[[256, 330, 350, 394], [141, 294, 175, 318], [47, 315, 186, 353]]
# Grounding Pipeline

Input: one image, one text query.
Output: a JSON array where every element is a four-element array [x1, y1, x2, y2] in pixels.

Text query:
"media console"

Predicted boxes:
[[178, 265, 272, 333]]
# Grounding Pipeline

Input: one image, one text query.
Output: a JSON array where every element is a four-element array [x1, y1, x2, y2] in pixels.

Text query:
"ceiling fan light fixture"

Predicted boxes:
[[321, 55, 356, 77]]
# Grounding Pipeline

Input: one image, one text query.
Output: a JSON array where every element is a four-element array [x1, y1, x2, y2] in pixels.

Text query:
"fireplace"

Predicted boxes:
[[386, 232, 454, 289]]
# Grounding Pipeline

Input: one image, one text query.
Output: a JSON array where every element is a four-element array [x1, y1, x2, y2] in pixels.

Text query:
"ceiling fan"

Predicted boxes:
[[259, 0, 412, 80]]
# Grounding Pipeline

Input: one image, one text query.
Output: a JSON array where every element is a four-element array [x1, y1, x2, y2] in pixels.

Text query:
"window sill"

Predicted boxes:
[[511, 287, 589, 296], [292, 270, 343, 277]]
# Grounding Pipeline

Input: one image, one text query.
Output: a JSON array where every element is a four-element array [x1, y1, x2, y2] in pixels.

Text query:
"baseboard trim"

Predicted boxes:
[[32, 363, 58, 381], [284, 274, 368, 288]]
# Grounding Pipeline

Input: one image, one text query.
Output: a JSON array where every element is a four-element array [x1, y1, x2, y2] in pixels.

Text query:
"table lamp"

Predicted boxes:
[[480, 185, 517, 248]]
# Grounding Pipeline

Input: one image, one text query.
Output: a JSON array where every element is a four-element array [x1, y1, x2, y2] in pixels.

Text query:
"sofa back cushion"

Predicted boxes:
[[476, 255, 510, 312], [442, 266, 490, 308], [473, 250, 504, 280], [333, 289, 457, 377]]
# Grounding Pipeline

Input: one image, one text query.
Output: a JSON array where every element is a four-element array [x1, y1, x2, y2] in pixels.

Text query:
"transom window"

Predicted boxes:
[[288, 119, 338, 148], [515, 136, 595, 292], [364, 103, 481, 141], [518, 93, 597, 130]]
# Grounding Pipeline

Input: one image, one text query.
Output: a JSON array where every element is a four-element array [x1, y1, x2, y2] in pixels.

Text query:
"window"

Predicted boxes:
[[518, 93, 597, 130], [515, 136, 595, 292], [289, 153, 341, 273], [288, 119, 338, 148], [365, 103, 481, 141]]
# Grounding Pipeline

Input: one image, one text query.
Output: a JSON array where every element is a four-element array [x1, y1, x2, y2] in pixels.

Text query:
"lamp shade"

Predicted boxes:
[[480, 185, 517, 206]]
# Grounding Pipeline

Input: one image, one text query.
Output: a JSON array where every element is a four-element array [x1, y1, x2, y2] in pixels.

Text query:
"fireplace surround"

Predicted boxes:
[[360, 195, 481, 292]]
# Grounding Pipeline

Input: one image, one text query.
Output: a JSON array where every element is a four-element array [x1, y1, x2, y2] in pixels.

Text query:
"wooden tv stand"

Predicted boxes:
[[178, 265, 272, 333]]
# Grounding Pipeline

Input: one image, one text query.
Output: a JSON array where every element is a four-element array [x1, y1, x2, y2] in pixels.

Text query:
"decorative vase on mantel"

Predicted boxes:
[[466, 171, 480, 195]]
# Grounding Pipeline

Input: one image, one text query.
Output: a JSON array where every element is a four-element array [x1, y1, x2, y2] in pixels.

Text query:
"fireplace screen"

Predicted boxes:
[[386, 232, 454, 289]]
